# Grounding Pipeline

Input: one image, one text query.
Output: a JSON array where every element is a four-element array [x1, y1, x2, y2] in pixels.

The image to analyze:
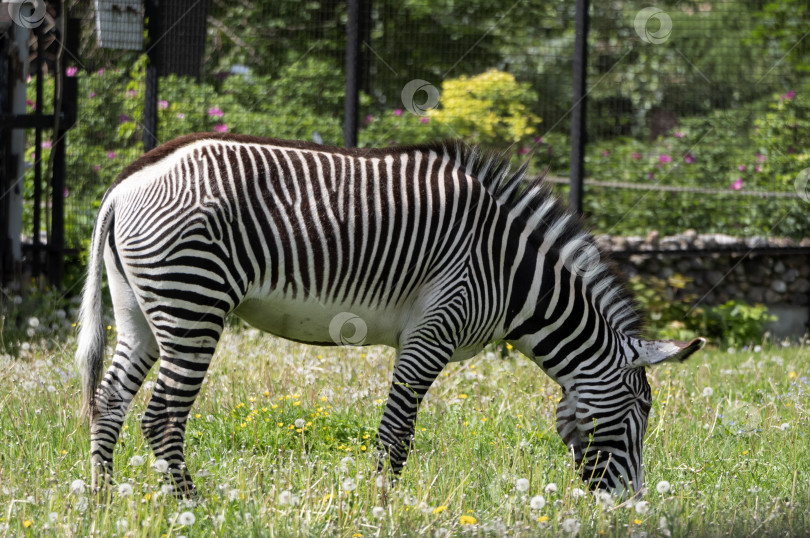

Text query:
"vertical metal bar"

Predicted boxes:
[[343, 0, 361, 147], [143, 0, 159, 152], [569, 0, 589, 216], [33, 29, 42, 278]]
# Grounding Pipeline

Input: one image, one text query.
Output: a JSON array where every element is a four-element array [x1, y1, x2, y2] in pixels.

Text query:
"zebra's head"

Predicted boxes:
[[553, 337, 705, 495]]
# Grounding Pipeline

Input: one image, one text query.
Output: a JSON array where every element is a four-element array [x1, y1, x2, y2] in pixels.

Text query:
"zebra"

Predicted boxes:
[[76, 133, 705, 497]]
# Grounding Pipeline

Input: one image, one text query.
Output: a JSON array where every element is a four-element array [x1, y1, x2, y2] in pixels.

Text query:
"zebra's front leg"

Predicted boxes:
[[376, 342, 450, 475]]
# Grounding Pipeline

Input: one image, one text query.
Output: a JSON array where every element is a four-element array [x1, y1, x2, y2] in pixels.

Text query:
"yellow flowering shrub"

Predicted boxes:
[[430, 69, 540, 146]]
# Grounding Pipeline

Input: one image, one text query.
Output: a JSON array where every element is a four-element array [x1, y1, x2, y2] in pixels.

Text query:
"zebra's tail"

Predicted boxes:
[[75, 195, 116, 422]]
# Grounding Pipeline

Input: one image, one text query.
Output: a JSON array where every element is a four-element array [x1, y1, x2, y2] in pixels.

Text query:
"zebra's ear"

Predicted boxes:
[[629, 337, 706, 368]]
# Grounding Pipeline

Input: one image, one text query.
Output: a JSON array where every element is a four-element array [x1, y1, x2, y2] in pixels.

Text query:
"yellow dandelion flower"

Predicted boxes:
[[240, 423, 246, 428], [72, 323, 77, 327], [61, 450, 67, 455], [633, 519, 642, 525], [789, 371, 797, 379], [463, 421, 469, 426], [123, 424, 129, 430], [742, 450, 749, 455], [320, 396, 328, 401], [144, 493, 152, 501], [352, 534, 362, 537], [293, 401, 301, 406], [538, 515, 549, 523], [432, 505, 448, 514], [361, 445, 367, 451], [460, 515, 477, 525], [23, 520, 32, 528], [296, 429, 302, 433], [262, 407, 268, 412], [272, 404, 278, 409], [263, 390, 270, 397], [458, 393, 468, 399], [195, 413, 201, 419], [481, 417, 488, 422], [278, 422, 284, 427], [106, 325, 112, 330]]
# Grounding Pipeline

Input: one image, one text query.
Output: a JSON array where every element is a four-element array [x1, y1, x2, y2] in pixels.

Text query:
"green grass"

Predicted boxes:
[[1, 330, 808, 536]]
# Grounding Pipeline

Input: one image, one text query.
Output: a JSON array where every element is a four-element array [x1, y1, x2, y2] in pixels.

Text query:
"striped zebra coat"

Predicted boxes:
[[76, 133, 704, 497]]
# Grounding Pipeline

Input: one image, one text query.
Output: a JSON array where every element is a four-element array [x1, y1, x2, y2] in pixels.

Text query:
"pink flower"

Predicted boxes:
[[781, 90, 795, 101], [207, 107, 224, 117], [126, 89, 137, 98], [364, 114, 374, 125], [730, 178, 742, 190], [41, 141, 51, 149], [119, 114, 131, 123], [92, 165, 101, 173], [659, 154, 672, 164], [26, 99, 35, 110], [107, 151, 116, 159], [97, 68, 105, 76], [213, 123, 228, 133], [673, 131, 685, 138], [421, 117, 429, 124], [602, 150, 610, 157], [631, 152, 642, 161], [756, 153, 766, 163], [89, 91, 95, 98], [737, 164, 746, 171], [158, 100, 169, 109], [518, 147, 529, 155], [64, 187, 69, 198], [176, 113, 185, 119], [394, 109, 403, 116], [534, 137, 544, 144], [66, 66, 77, 77], [684, 153, 695, 164]]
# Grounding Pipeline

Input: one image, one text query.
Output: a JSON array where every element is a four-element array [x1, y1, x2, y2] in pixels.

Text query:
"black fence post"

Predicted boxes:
[[343, 0, 361, 147], [569, 0, 589, 216], [143, 0, 159, 152]]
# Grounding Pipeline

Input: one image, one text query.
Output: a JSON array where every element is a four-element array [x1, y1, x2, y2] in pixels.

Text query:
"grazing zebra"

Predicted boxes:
[[76, 133, 704, 497]]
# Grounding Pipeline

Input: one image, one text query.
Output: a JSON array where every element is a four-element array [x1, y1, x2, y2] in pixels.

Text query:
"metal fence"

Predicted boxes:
[[6, 0, 810, 285]]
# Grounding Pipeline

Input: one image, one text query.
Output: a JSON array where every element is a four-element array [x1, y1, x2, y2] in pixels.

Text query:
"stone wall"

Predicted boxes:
[[595, 231, 810, 335]]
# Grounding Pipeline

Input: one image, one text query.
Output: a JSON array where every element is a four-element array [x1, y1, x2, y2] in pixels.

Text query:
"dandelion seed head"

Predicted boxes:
[[656, 480, 671, 494], [635, 500, 650, 514], [372, 506, 386, 519], [544, 482, 557, 494], [342, 477, 357, 492], [294, 418, 306, 429], [278, 490, 292, 505], [702, 387, 714, 397], [130, 455, 144, 466], [117, 483, 133, 497], [69, 479, 85, 496], [177, 511, 196, 526], [515, 478, 530, 492], [571, 488, 586, 499], [780, 423, 790, 431], [529, 495, 545, 510], [153, 459, 169, 473], [562, 518, 581, 534]]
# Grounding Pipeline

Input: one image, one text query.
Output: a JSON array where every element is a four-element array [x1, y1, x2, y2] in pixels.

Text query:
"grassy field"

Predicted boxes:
[[0, 329, 808, 537]]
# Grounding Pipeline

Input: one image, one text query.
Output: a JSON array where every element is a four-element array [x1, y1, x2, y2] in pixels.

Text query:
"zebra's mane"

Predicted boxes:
[[435, 141, 644, 336]]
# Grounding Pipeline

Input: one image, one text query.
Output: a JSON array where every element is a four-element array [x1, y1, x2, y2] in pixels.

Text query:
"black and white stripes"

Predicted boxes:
[[76, 133, 704, 496]]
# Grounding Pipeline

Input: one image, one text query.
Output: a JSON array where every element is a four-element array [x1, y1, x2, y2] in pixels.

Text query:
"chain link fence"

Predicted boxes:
[[21, 0, 810, 262]]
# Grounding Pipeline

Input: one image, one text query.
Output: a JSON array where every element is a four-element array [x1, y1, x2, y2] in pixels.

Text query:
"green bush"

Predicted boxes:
[[629, 275, 777, 348]]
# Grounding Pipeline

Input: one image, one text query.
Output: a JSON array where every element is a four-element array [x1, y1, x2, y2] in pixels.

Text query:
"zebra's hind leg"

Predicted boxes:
[[376, 337, 451, 476], [90, 250, 159, 494], [142, 321, 223, 498]]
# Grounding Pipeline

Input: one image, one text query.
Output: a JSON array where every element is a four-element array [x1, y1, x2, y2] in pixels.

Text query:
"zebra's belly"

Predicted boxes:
[[232, 296, 401, 348]]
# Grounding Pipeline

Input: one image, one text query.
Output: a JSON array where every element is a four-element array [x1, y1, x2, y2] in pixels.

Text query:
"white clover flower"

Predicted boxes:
[[702, 387, 714, 397], [571, 488, 586, 499], [779, 423, 790, 431], [117, 483, 133, 497], [634, 500, 650, 514], [28, 317, 40, 328], [69, 479, 86, 496], [177, 511, 196, 526], [656, 480, 671, 494], [152, 459, 169, 473], [294, 418, 306, 429], [342, 477, 357, 492], [529, 495, 545, 510], [372, 506, 386, 519], [278, 490, 292, 505], [544, 482, 558, 494], [130, 455, 144, 467], [515, 478, 530, 492], [562, 518, 581, 534]]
